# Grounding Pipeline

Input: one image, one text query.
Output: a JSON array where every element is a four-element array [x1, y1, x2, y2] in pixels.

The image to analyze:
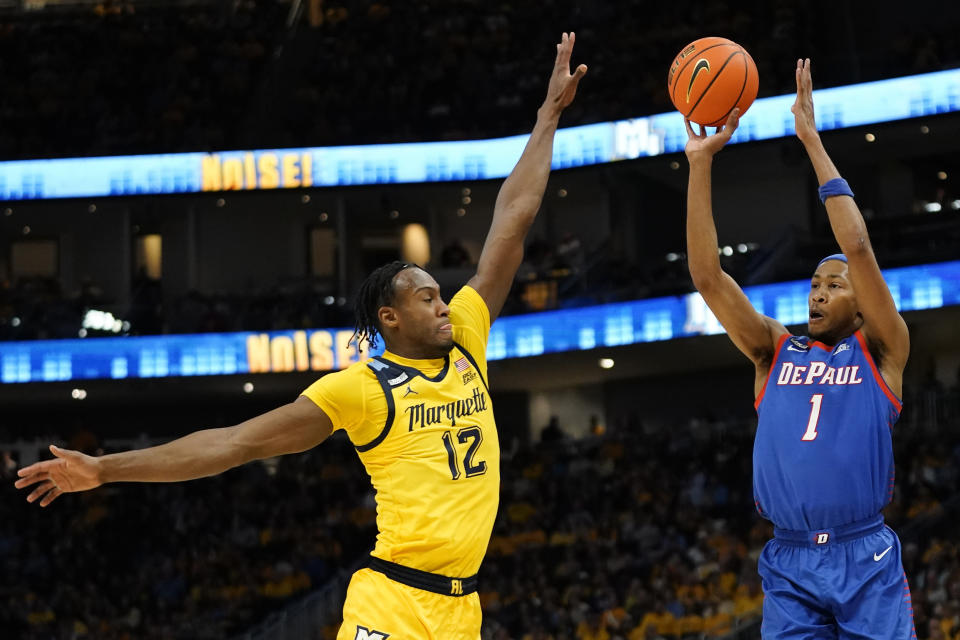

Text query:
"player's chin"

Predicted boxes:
[[435, 334, 455, 353], [807, 322, 829, 341]]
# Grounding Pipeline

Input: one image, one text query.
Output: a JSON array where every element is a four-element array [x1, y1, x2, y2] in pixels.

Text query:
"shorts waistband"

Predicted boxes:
[[367, 556, 478, 597], [774, 514, 884, 547]]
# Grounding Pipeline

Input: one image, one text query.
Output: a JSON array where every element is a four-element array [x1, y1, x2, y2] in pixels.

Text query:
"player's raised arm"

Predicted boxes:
[[792, 58, 909, 386], [14, 396, 333, 507], [467, 32, 587, 321], [684, 112, 787, 385]]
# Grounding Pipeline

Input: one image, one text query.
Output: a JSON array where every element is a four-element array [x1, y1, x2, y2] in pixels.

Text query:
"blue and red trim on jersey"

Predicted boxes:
[[853, 330, 903, 412], [754, 333, 790, 410]]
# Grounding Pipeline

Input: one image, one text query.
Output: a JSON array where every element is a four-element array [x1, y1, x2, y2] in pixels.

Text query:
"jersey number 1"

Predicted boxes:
[[802, 394, 824, 441], [441, 427, 487, 480]]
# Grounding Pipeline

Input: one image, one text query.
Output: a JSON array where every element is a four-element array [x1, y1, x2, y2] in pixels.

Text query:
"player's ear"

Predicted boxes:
[[379, 305, 399, 330]]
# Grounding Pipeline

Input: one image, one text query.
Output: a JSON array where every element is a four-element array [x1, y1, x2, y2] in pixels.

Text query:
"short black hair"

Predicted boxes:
[[352, 261, 415, 351]]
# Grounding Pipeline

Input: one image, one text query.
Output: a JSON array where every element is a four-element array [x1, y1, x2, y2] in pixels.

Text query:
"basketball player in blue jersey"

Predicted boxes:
[[683, 59, 914, 638]]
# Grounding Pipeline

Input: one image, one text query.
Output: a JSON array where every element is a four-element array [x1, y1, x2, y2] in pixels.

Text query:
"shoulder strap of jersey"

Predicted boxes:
[[452, 340, 489, 392], [355, 356, 410, 452]]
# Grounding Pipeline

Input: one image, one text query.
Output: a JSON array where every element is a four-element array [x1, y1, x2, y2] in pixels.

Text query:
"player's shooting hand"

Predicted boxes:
[[541, 32, 588, 118], [14, 445, 103, 507], [791, 58, 819, 144], [683, 109, 740, 162]]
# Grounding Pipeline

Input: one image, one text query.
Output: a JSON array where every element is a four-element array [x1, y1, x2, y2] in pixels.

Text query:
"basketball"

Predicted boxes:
[[667, 37, 759, 127]]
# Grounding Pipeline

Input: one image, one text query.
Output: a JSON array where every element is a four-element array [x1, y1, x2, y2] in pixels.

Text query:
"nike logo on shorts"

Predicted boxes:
[[874, 545, 893, 561]]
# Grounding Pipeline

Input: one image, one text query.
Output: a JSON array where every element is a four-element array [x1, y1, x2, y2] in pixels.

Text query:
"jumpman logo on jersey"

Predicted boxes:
[[355, 626, 390, 640], [403, 385, 418, 398]]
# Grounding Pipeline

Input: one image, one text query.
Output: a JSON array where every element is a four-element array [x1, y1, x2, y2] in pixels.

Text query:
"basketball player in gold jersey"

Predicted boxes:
[[15, 33, 587, 640]]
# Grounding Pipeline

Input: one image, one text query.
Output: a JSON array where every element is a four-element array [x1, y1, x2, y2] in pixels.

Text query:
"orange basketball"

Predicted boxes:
[[667, 37, 759, 127]]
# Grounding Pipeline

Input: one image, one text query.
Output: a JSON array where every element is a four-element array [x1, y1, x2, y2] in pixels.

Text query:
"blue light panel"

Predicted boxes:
[[1, 69, 957, 200], [2, 260, 959, 384]]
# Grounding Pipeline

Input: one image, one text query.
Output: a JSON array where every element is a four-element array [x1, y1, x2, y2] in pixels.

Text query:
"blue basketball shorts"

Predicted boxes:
[[758, 514, 916, 639]]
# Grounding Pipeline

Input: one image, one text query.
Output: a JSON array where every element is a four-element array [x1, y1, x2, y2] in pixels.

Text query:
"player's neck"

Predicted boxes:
[[383, 341, 448, 362], [807, 329, 855, 347], [808, 315, 862, 347]]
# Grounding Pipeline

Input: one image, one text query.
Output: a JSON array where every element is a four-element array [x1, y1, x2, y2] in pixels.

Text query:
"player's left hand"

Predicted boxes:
[[541, 32, 588, 118], [791, 58, 819, 144]]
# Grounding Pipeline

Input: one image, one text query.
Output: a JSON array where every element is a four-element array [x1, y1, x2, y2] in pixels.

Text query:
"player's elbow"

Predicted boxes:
[[837, 235, 871, 259], [496, 200, 540, 229], [689, 265, 723, 294]]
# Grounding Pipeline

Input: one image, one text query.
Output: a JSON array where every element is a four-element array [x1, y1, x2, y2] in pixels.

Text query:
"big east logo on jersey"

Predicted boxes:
[[776, 361, 863, 386]]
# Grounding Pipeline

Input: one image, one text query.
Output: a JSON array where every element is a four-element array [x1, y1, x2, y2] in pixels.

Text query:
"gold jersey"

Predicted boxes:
[[302, 285, 499, 577]]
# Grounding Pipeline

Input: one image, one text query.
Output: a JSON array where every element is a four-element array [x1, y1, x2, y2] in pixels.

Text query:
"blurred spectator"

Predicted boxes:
[[541, 416, 565, 444], [441, 240, 473, 268]]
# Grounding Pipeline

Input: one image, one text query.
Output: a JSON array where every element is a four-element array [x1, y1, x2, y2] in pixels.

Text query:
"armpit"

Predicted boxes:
[[865, 334, 887, 371]]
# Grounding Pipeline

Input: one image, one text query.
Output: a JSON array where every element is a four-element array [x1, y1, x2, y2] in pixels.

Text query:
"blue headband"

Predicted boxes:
[[816, 253, 848, 269]]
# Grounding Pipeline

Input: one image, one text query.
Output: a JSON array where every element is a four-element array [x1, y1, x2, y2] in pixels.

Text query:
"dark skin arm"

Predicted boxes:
[[685, 110, 788, 396], [15, 396, 333, 507], [468, 32, 587, 321], [792, 59, 909, 395]]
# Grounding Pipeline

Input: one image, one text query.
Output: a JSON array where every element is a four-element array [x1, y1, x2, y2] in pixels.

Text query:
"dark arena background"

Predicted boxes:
[[2, 1, 960, 639]]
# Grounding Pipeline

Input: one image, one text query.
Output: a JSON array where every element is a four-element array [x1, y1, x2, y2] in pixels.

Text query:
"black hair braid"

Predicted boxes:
[[352, 261, 413, 351]]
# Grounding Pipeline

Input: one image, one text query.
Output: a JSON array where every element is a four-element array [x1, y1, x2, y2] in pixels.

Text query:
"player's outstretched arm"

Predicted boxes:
[[792, 58, 909, 385], [468, 32, 587, 321], [15, 396, 333, 507], [685, 111, 787, 385]]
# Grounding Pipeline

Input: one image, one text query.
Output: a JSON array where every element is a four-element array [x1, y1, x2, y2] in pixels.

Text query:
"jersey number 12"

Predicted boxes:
[[441, 427, 487, 479], [802, 394, 824, 441]]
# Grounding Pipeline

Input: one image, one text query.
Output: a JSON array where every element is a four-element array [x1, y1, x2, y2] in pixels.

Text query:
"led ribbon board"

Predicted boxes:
[[1, 69, 958, 200], [2, 260, 959, 383]]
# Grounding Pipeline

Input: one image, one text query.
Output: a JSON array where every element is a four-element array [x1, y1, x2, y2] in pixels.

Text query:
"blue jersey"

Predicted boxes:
[[753, 331, 902, 531]]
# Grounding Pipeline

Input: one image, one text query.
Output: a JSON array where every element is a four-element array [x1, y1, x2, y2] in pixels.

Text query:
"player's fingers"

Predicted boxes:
[[557, 32, 572, 69], [684, 118, 695, 138], [50, 445, 82, 461], [40, 487, 63, 508], [699, 124, 706, 137], [26, 480, 56, 503], [572, 63, 587, 80], [14, 472, 49, 489], [725, 108, 741, 132], [17, 460, 48, 477]]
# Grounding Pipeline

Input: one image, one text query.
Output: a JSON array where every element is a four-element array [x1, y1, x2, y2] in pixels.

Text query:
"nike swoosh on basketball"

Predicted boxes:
[[686, 59, 711, 103], [874, 546, 893, 561]]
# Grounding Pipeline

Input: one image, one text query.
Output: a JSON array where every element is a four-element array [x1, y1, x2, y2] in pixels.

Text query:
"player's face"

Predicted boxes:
[[391, 267, 454, 355], [808, 260, 861, 342]]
